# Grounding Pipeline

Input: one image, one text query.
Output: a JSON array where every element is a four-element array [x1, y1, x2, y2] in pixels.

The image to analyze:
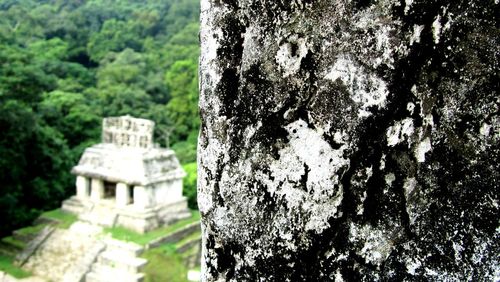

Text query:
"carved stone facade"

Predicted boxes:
[[62, 115, 190, 233], [102, 116, 154, 149]]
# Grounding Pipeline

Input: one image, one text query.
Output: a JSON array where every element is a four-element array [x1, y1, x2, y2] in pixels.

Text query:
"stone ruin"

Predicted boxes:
[[62, 115, 190, 233], [101, 116, 154, 149]]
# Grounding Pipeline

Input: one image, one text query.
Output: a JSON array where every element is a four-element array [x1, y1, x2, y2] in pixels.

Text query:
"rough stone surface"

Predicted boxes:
[[23, 222, 104, 282], [198, 0, 499, 280], [16, 226, 55, 267]]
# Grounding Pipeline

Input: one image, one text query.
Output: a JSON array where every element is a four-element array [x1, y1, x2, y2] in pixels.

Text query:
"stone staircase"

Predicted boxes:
[[22, 222, 104, 282], [85, 239, 147, 282], [8, 212, 201, 282], [16, 226, 55, 267], [61, 196, 91, 215], [80, 204, 118, 227]]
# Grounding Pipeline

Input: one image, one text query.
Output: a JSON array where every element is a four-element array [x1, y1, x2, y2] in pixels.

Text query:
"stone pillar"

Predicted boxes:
[[133, 186, 152, 209], [90, 178, 104, 202], [115, 183, 130, 207], [199, 0, 499, 281], [75, 176, 90, 199]]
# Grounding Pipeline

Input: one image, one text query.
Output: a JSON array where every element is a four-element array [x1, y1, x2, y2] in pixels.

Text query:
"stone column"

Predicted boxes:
[[199, 0, 499, 281], [133, 186, 152, 209], [75, 176, 89, 199], [115, 183, 130, 207], [90, 178, 104, 202]]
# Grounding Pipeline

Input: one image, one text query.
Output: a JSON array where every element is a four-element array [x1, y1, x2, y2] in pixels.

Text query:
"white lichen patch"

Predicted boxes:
[[432, 15, 442, 44], [349, 223, 395, 266], [352, 166, 373, 215], [404, 0, 413, 15], [241, 25, 264, 73], [403, 177, 418, 225], [213, 206, 231, 231], [371, 24, 396, 68], [325, 55, 389, 118], [415, 137, 431, 162], [357, 191, 368, 215], [275, 37, 309, 77], [199, 0, 226, 114], [406, 258, 422, 275], [443, 11, 454, 32], [334, 270, 344, 282], [243, 121, 262, 148], [385, 173, 396, 188], [379, 154, 386, 170], [410, 24, 424, 45], [386, 118, 415, 147], [352, 8, 397, 69], [197, 136, 228, 214], [403, 177, 417, 200], [407, 102, 415, 114], [403, 177, 421, 225], [269, 119, 349, 233], [480, 122, 492, 137], [452, 241, 464, 262]]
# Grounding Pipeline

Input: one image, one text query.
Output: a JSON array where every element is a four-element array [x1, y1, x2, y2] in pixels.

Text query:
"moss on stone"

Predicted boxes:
[[104, 210, 200, 245], [0, 254, 31, 279]]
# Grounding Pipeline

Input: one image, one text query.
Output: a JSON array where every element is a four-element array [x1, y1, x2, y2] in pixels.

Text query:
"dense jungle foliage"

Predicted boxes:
[[0, 0, 200, 236]]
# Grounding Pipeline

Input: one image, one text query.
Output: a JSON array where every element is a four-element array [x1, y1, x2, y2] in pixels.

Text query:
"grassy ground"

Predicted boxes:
[[1, 237, 26, 250], [0, 254, 31, 278], [104, 210, 201, 245], [40, 209, 78, 229], [141, 244, 189, 282], [14, 224, 47, 237], [175, 231, 201, 249], [140, 230, 201, 282]]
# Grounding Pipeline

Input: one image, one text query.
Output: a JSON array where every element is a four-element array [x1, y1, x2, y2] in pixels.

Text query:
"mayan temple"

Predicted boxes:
[[63, 115, 190, 233]]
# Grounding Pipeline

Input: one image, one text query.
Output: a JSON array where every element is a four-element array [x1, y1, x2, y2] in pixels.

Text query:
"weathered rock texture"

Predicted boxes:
[[198, 0, 499, 280]]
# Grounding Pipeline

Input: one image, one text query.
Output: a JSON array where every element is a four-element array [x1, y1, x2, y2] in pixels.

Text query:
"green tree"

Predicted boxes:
[[0, 0, 202, 236], [87, 19, 142, 63], [182, 162, 197, 209], [165, 59, 199, 143]]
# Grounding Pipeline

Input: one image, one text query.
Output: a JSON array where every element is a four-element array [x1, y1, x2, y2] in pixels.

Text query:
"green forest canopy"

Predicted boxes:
[[0, 0, 200, 236]]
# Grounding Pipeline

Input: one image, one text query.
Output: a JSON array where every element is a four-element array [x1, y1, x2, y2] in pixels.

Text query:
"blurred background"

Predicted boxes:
[[0, 0, 200, 238]]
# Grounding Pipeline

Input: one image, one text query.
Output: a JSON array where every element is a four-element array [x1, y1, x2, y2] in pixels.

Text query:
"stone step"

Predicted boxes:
[[0, 239, 22, 257], [61, 197, 89, 215], [85, 266, 145, 282], [61, 241, 106, 282], [103, 238, 144, 257], [22, 226, 102, 282], [13, 229, 41, 244], [163, 210, 193, 226], [68, 221, 103, 236], [177, 237, 202, 254], [80, 208, 117, 227], [16, 226, 55, 266], [97, 250, 147, 273], [147, 221, 201, 249]]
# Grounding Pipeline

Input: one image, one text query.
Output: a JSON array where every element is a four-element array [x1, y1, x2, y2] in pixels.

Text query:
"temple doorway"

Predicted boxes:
[[129, 186, 134, 205], [104, 181, 116, 199]]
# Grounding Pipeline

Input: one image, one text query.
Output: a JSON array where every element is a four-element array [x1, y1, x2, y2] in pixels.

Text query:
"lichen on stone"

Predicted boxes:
[[198, 0, 499, 280]]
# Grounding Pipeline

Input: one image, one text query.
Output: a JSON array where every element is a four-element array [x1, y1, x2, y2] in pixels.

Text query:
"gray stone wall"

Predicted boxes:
[[198, 0, 499, 280]]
